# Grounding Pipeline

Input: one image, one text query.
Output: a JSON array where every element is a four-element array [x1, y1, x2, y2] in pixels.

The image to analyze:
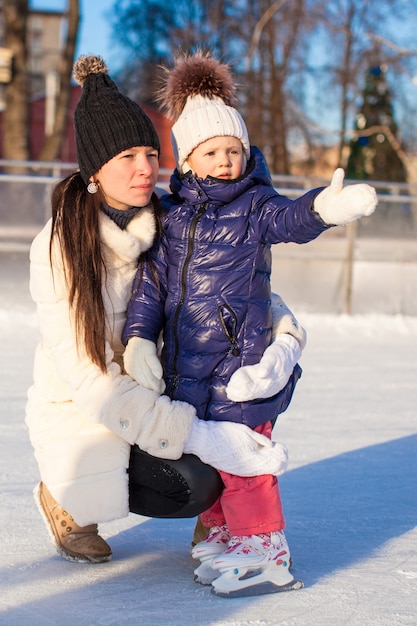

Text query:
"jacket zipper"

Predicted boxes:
[[167, 203, 206, 397], [218, 303, 240, 356]]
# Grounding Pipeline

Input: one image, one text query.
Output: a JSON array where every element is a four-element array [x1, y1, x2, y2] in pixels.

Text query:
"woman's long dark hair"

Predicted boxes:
[[50, 172, 107, 371], [49, 172, 163, 373]]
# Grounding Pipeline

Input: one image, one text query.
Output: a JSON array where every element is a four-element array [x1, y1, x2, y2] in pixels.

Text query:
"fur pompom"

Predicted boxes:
[[156, 50, 238, 120], [73, 54, 108, 86]]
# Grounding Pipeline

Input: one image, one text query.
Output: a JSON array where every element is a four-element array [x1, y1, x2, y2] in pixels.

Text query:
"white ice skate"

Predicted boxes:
[[191, 524, 230, 585], [210, 531, 303, 597]]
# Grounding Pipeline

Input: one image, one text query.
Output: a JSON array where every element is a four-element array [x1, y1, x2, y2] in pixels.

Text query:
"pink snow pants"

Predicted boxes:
[[201, 422, 285, 536]]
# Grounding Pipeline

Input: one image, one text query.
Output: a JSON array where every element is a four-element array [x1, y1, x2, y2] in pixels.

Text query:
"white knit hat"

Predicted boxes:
[[171, 94, 250, 172], [157, 51, 250, 173]]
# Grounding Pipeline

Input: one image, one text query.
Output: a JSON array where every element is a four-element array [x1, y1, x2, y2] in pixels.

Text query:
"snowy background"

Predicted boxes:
[[1, 247, 416, 626]]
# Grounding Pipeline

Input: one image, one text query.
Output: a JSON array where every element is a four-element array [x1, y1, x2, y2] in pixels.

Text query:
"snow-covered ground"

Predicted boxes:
[[1, 249, 417, 626]]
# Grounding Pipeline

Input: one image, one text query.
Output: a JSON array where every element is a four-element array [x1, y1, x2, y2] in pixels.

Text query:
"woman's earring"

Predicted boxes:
[[87, 181, 98, 194]]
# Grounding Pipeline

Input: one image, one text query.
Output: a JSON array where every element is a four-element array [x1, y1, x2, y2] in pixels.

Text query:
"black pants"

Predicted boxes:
[[128, 446, 224, 519]]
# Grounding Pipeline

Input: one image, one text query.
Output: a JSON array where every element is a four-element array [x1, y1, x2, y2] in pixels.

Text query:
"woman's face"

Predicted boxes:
[[95, 146, 159, 210]]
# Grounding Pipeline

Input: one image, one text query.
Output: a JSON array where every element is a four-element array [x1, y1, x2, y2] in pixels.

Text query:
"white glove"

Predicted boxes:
[[226, 334, 301, 402], [124, 336, 166, 394], [314, 168, 377, 225], [184, 418, 288, 476]]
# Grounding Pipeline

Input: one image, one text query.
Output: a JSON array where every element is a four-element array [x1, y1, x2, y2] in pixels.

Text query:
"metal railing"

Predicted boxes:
[[1, 158, 416, 240], [1, 159, 416, 314]]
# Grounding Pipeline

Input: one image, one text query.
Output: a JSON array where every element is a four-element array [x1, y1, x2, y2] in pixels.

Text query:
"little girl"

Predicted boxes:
[[122, 51, 377, 597]]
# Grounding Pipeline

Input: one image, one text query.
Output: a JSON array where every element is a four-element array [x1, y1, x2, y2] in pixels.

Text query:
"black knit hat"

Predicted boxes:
[[73, 55, 160, 184]]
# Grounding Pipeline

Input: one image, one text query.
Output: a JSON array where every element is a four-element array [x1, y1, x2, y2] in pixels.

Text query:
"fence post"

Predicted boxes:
[[343, 221, 357, 314]]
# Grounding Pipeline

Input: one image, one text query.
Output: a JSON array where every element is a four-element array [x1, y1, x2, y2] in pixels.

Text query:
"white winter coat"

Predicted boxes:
[[25, 208, 195, 526]]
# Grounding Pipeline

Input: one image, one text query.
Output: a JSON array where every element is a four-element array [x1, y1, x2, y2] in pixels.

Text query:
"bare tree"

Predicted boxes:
[[2, 0, 80, 166], [3, 0, 30, 169], [37, 0, 80, 162], [112, 1, 303, 172], [110, 0, 417, 176], [242, 0, 309, 173], [112, 0, 243, 102]]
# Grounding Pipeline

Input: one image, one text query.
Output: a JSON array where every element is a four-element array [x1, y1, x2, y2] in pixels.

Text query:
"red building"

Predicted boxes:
[[0, 84, 176, 171]]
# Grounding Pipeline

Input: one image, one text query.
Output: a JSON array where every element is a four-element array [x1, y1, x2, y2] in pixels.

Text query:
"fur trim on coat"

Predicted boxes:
[[26, 208, 195, 526]]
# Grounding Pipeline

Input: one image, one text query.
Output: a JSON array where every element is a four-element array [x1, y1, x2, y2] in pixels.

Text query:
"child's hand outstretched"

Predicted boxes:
[[314, 168, 377, 225]]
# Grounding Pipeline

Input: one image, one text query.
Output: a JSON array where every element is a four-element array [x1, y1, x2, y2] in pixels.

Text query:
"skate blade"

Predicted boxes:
[[194, 560, 219, 586], [211, 563, 303, 598], [212, 577, 303, 598]]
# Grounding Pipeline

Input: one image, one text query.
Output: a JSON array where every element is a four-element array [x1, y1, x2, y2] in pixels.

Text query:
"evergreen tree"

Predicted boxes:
[[346, 66, 406, 182]]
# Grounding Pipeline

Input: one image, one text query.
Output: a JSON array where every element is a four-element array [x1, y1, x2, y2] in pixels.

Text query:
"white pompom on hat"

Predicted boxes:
[[156, 51, 250, 173]]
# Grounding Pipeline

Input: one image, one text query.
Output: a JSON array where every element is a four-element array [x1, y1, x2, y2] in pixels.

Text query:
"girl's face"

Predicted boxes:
[[94, 146, 159, 210], [187, 136, 245, 180]]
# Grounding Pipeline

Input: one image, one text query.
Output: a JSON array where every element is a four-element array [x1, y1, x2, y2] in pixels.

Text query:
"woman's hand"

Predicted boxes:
[[183, 417, 288, 476]]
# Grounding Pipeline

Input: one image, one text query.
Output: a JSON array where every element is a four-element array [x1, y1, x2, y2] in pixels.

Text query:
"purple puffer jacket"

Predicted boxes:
[[123, 147, 329, 428]]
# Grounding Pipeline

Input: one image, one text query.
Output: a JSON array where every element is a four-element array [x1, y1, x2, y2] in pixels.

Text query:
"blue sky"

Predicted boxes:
[[30, 0, 121, 70]]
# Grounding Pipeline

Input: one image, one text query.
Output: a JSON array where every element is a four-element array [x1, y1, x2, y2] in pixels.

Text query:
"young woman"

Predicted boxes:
[[25, 55, 293, 565]]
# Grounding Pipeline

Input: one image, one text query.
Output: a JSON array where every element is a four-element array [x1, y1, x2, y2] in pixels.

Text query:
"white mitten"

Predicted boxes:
[[183, 417, 288, 477], [314, 168, 377, 225], [123, 336, 166, 393], [226, 334, 301, 402]]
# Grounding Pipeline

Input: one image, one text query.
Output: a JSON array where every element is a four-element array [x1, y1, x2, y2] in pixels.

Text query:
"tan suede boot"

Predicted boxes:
[[191, 515, 211, 548], [36, 482, 112, 563]]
